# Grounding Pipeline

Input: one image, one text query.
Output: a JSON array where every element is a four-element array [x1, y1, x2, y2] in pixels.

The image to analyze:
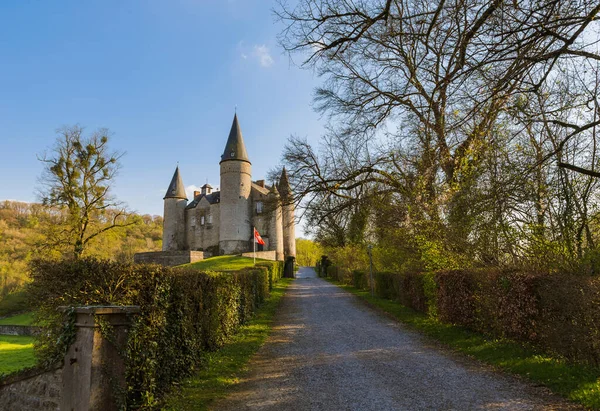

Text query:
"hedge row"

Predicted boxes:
[[327, 266, 600, 367], [27, 258, 284, 409]]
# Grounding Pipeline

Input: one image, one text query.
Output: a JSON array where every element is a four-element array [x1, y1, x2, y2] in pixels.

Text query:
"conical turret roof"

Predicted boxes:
[[220, 114, 250, 164], [164, 166, 187, 200], [278, 167, 292, 200], [269, 182, 280, 196]]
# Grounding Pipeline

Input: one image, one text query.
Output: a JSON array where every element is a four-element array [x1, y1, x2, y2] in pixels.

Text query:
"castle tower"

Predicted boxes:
[[268, 184, 285, 261], [278, 167, 296, 257], [162, 166, 188, 251], [219, 114, 252, 255]]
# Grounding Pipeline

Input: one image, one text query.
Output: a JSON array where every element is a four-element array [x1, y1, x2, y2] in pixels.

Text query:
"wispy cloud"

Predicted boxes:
[[253, 45, 274, 67], [186, 185, 201, 199]]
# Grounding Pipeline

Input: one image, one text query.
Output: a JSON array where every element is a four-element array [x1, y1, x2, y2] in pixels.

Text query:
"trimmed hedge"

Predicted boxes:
[[321, 260, 600, 367], [27, 258, 284, 408]]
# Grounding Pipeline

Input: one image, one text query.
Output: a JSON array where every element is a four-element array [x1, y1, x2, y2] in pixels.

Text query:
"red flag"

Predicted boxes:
[[254, 228, 265, 245]]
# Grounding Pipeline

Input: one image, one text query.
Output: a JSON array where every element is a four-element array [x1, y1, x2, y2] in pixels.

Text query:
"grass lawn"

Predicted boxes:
[[0, 335, 36, 375], [0, 312, 35, 326], [0, 290, 29, 317], [185, 255, 267, 271], [163, 278, 294, 411], [327, 279, 600, 409]]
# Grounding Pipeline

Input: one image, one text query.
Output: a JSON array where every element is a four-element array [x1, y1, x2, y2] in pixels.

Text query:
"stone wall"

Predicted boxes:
[[133, 250, 208, 266], [0, 365, 62, 411], [0, 325, 41, 336], [241, 250, 277, 261]]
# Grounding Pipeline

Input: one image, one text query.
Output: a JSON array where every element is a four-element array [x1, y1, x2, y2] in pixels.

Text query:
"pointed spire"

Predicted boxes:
[[220, 113, 250, 164], [278, 167, 292, 200], [269, 182, 280, 196], [164, 166, 187, 200]]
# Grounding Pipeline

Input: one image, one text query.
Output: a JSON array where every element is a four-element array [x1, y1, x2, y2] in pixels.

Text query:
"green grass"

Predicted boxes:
[[0, 312, 35, 326], [163, 278, 294, 411], [327, 279, 600, 410], [0, 335, 36, 375], [185, 255, 267, 271], [0, 290, 29, 317]]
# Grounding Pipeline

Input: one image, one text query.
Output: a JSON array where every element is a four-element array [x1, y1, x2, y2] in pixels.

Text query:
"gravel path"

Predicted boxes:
[[213, 267, 578, 411]]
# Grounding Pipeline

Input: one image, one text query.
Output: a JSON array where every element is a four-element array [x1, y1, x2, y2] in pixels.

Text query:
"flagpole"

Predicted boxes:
[[253, 226, 256, 266]]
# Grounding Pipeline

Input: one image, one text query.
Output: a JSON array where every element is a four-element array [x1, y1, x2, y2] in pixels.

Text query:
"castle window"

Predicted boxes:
[[256, 201, 263, 214], [207, 214, 213, 224], [190, 216, 196, 227], [200, 216, 205, 226]]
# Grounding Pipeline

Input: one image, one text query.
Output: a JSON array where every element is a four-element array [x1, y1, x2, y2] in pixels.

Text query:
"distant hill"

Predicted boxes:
[[0, 200, 163, 297]]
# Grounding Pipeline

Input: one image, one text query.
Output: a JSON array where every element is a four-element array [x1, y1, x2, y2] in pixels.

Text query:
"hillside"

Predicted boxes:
[[0, 200, 163, 297]]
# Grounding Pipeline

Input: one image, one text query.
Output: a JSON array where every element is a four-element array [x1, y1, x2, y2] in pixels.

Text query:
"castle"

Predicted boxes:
[[160, 114, 296, 261]]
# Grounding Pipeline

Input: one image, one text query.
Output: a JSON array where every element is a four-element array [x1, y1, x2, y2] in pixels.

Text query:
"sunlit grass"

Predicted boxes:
[[162, 278, 294, 410], [184, 255, 268, 272], [0, 335, 36, 375], [0, 312, 35, 326], [328, 279, 600, 409]]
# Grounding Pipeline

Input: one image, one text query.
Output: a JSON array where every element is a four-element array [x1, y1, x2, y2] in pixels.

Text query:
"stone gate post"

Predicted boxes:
[[61, 306, 140, 411]]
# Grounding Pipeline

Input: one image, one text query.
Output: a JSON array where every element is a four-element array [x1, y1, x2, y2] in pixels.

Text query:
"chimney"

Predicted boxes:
[[256, 180, 265, 188], [193, 190, 200, 197]]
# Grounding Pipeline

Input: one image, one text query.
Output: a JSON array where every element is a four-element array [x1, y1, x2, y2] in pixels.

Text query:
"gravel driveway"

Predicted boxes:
[[213, 267, 578, 410]]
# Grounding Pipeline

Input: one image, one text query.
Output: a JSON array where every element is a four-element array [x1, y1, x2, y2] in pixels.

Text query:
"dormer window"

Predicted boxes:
[[256, 201, 263, 214]]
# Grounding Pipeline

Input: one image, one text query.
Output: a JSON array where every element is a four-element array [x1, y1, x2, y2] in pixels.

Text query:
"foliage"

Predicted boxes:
[[27, 257, 283, 408], [0, 200, 162, 298], [0, 335, 36, 375], [328, 279, 600, 410], [162, 278, 293, 411], [0, 290, 29, 316], [295, 238, 322, 266], [277, 0, 600, 273], [37, 125, 135, 258]]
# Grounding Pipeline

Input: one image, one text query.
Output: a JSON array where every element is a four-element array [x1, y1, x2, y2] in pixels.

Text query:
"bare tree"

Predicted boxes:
[[37, 125, 136, 258]]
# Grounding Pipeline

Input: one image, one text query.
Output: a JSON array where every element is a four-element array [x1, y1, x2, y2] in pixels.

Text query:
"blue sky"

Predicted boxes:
[[0, 0, 323, 230]]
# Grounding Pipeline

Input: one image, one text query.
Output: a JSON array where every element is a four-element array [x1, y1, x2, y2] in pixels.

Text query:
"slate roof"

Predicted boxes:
[[220, 114, 250, 164], [186, 191, 221, 209], [164, 166, 187, 200], [278, 166, 292, 200]]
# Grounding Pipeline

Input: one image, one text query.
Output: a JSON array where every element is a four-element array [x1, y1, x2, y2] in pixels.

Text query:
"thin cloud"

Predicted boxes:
[[253, 45, 274, 67]]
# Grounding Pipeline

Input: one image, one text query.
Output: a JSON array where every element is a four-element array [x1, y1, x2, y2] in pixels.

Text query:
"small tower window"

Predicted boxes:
[[200, 216, 205, 226], [256, 201, 263, 214]]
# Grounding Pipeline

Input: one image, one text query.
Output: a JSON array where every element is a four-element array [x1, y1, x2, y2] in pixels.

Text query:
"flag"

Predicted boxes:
[[254, 228, 265, 245]]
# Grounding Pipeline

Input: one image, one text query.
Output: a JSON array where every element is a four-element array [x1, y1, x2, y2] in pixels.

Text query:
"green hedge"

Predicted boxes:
[[321, 261, 600, 367], [27, 258, 283, 408], [255, 260, 284, 290]]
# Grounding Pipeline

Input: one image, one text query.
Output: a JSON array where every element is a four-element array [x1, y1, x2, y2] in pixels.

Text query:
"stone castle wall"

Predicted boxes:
[[134, 250, 208, 266], [0, 365, 62, 411], [240, 250, 277, 261]]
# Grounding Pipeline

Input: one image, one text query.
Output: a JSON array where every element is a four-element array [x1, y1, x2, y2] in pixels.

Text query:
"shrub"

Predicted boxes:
[[435, 269, 478, 327], [27, 258, 277, 408], [352, 270, 369, 290], [255, 260, 284, 291]]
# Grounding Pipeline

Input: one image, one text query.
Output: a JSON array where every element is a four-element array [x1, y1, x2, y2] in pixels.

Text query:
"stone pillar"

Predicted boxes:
[[61, 306, 140, 411]]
